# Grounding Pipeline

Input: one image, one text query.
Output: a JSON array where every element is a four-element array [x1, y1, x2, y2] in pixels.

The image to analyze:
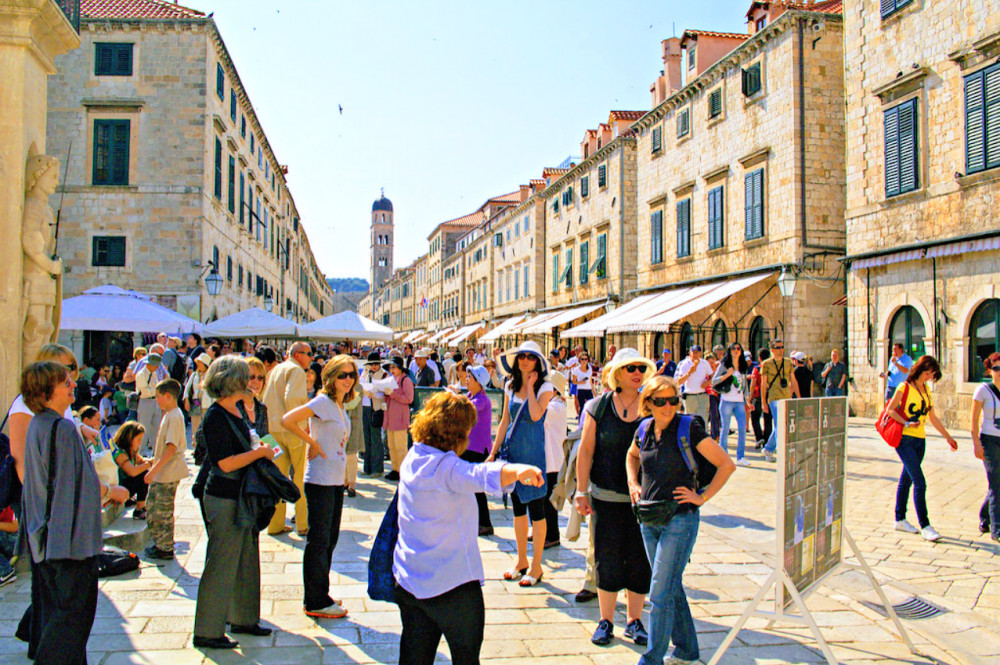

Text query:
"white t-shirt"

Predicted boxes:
[[565, 356, 579, 369], [720, 370, 746, 403], [570, 365, 593, 388], [676, 357, 712, 395], [304, 394, 349, 486], [543, 397, 568, 473], [974, 383, 1000, 437], [10, 394, 75, 422], [505, 381, 555, 406]]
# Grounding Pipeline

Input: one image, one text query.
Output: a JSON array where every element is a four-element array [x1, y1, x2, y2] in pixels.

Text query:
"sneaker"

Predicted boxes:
[[132, 508, 147, 520], [764, 449, 774, 463], [0, 569, 16, 588], [894, 520, 919, 534], [980, 521, 990, 535], [143, 544, 174, 561], [384, 471, 400, 481], [624, 618, 648, 646], [921, 526, 942, 542], [304, 603, 348, 619], [736, 458, 751, 467], [478, 526, 495, 537], [591, 619, 614, 646]]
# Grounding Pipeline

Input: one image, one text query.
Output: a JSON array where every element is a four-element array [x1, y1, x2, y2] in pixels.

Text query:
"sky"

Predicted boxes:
[[188, 0, 751, 281]]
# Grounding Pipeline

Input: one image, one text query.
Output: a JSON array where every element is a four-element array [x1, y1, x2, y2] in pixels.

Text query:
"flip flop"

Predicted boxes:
[[502, 567, 528, 581], [519, 572, 544, 587]]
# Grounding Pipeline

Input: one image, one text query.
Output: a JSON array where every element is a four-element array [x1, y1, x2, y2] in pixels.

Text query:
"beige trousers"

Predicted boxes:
[[386, 430, 409, 472], [267, 431, 308, 535]]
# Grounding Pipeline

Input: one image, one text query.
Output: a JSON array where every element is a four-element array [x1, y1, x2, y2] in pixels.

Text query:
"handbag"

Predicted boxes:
[[368, 491, 400, 603], [0, 405, 23, 512], [371, 409, 384, 428], [28, 420, 60, 563], [876, 383, 909, 448], [497, 391, 528, 462]]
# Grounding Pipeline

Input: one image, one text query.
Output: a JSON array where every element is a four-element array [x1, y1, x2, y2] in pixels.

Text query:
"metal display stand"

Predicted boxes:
[[708, 398, 919, 665]]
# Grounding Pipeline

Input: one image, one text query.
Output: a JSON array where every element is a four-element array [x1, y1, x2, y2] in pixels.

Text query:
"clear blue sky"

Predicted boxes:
[[190, 0, 750, 281]]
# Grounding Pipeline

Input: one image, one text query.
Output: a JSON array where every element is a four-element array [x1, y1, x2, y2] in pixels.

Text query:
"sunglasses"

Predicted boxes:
[[650, 395, 681, 407], [992, 366, 1000, 372], [516, 353, 535, 360], [579, 357, 589, 361], [622, 364, 648, 374], [772, 346, 784, 350], [336, 371, 358, 380]]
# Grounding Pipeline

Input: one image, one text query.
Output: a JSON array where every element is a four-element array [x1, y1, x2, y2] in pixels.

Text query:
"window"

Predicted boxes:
[[227, 156, 236, 213], [94, 43, 133, 76], [744, 168, 765, 240], [92, 119, 130, 186], [579, 240, 590, 284], [889, 305, 926, 359], [514, 270, 520, 300], [212, 245, 219, 271], [524, 215, 530, 233], [711, 320, 728, 350], [755, 17, 766, 31], [506, 229, 511, 244], [679, 322, 695, 358], [598, 164, 607, 187], [881, 0, 913, 19], [91, 236, 126, 267], [216, 62, 224, 100], [707, 185, 724, 250], [742, 63, 762, 97], [240, 115, 246, 138], [964, 64, 1000, 175], [239, 172, 245, 226], [652, 126, 663, 153], [969, 299, 1000, 382], [553, 198, 559, 214], [708, 89, 723, 119], [594, 233, 607, 279], [213, 138, 223, 199], [563, 248, 573, 288], [524, 264, 530, 297], [650, 210, 663, 264], [250, 134, 255, 155], [884, 98, 919, 197], [247, 187, 254, 233], [677, 109, 690, 138], [226, 256, 232, 282], [506, 271, 511, 302], [748, 316, 770, 354], [514, 220, 520, 237], [552, 253, 560, 293], [676, 199, 691, 258], [581, 176, 589, 198], [230, 90, 237, 122], [562, 186, 573, 206], [238, 264, 243, 288], [688, 44, 696, 70]]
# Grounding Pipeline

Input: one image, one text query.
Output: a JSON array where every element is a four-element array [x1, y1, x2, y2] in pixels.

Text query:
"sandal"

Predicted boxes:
[[502, 567, 528, 581], [519, 572, 544, 587], [132, 508, 146, 520]]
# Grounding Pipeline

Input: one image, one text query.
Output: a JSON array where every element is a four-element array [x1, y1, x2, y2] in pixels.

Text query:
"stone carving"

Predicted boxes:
[[22, 155, 63, 367]]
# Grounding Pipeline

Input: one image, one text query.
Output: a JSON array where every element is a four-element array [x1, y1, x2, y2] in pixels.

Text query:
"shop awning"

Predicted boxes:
[[561, 294, 659, 338], [479, 315, 526, 344], [426, 327, 456, 345], [563, 285, 710, 337], [520, 303, 606, 335], [607, 273, 773, 333], [511, 311, 563, 334], [926, 236, 1000, 258], [444, 323, 483, 346], [402, 329, 425, 343], [851, 249, 925, 270]]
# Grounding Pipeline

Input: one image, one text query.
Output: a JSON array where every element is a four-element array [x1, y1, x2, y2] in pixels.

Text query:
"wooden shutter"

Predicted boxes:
[[709, 90, 722, 118], [93, 121, 109, 184], [898, 100, 918, 193], [214, 138, 223, 199], [988, 68, 1000, 169], [651, 210, 663, 264], [581, 176, 589, 197], [114, 44, 132, 75], [109, 237, 126, 266], [966, 71, 986, 173], [677, 109, 689, 138], [884, 105, 900, 196], [652, 126, 662, 152], [110, 121, 129, 185], [598, 164, 607, 187], [95, 44, 113, 75], [92, 237, 107, 265], [745, 170, 764, 239], [580, 241, 589, 284], [676, 199, 690, 258], [708, 186, 724, 249]]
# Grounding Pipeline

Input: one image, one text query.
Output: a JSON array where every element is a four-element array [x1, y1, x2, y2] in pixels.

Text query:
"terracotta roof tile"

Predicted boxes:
[[82, 0, 205, 19], [530, 179, 547, 187], [747, 0, 842, 17], [488, 191, 522, 204], [542, 167, 570, 178], [608, 110, 646, 121], [682, 29, 749, 41]]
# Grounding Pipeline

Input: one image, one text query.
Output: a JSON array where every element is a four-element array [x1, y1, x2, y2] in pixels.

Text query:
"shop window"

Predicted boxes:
[[969, 299, 1000, 382], [679, 322, 695, 358], [889, 305, 926, 359], [711, 320, 728, 350], [748, 316, 770, 355]]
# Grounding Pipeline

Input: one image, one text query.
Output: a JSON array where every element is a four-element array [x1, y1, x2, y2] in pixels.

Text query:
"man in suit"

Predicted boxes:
[[261, 340, 312, 535]]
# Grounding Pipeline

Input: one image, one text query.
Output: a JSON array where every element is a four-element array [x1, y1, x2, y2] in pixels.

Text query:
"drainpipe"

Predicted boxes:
[[617, 144, 626, 352]]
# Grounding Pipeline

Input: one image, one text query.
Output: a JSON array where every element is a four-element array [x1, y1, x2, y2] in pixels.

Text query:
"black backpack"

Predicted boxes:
[[96, 546, 141, 577], [0, 408, 22, 512]]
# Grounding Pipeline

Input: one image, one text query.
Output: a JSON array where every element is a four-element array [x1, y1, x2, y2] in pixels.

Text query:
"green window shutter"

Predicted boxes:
[[227, 156, 236, 213], [598, 164, 607, 187], [581, 176, 589, 197], [239, 172, 246, 226], [565, 248, 573, 287], [652, 126, 662, 152], [95, 43, 133, 76], [745, 169, 764, 239], [709, 90, 722, 118], [677, 109, 689, 138], [885, 99, 918, 197], [965, 64, 1000, 174], [552, 254, 559, 293], [111, 121, 129, 185], [651, 210, 663, 264], [580, 241, 589, 284], [595, 233, 607, 278], [214, 138, 223, 199], [881, 0, 912, 19], [216, 63, 225, 100], [108, 237, 126, 266], [676, 199, 690, 258], [230, 90, 237, 121], [708, 185, 724, 249], [93, 119, 129, 185], [95, 43, 113, 75], [742, 64, 761, 97]]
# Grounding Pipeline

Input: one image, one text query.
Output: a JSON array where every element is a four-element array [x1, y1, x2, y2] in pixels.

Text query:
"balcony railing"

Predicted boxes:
[[54, 0, 80, 33]]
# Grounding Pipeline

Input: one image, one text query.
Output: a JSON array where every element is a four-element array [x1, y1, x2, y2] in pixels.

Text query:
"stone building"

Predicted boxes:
[[45, 0, 332, 357], [370, 191, 394, 293], [843, 0, 1000, 426]]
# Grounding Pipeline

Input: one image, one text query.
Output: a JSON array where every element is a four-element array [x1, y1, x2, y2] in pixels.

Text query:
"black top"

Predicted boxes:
[[203, 403, 250, 499], [794, 366, 813, 398], [637, 416, 710, 513], [241, 398, 269, 437], [415, 365, 436, 387], [588, 397, 642, 495]]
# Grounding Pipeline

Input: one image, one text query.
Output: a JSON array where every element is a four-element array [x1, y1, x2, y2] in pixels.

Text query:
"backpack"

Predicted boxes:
[[96, 546, 141, 577], [0, 407, 22, 512], [636, 414, 717, 493], [367, 491, 399, 604]]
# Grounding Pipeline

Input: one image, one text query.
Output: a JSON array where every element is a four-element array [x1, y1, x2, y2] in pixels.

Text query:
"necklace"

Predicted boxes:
[[616, 391, 640, 419]]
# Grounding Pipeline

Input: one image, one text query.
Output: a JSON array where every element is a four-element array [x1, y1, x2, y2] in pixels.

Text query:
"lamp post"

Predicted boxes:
[[204, 265, 223, 296], [263, 293, 273, 313], [777, 266, 797, 298]]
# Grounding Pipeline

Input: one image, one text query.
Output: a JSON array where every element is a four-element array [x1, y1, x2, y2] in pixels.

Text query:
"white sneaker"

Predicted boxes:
[[763, 450, 774, 463], [737, 458, 751, 467], [894, 520, 919, 534], [921, 526, 942, 542]]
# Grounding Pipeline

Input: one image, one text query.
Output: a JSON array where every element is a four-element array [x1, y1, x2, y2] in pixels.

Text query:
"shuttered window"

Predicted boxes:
[[652, 126, 663, 153], [594, 233, 607, 278], [92, 119, 130, 186], [226, 256, 233, 281], [95, 43, 133, 76], [884, 99, 919, 197], [598, 164, 607, 187], [965, 63, 1000, 175], [581, 176, 589, 197], [579, 241, 590, 284], [881, 0, 912, 19], [676, 199, 691, 258], [213, 138, 223, 199], [239, 172, 246, 226], [552, 253, 560, 293], [227, 155, 236, 213], [677, 108, 690, 138], [524, 264, 530, 297], [216, 62, 225, 100], [562, 248, 574, 288], [708, 89, 723, 118], [707, 185, 724, 250], [744, 168, 765, 240], [650, 210, 663, 264], [742, 63, 762, 97], [91, 236, 126, 267], [230, 90, 237, 122]]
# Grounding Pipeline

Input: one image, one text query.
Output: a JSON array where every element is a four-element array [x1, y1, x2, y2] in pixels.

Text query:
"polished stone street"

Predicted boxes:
[[0, 420, 997, 665]]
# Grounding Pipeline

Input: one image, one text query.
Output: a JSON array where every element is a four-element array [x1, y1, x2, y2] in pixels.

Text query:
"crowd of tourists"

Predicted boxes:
[[1, 334, 997, 665]]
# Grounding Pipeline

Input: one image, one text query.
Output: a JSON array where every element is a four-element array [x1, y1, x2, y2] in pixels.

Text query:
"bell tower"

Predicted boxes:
[[370, 189, 394, 292]]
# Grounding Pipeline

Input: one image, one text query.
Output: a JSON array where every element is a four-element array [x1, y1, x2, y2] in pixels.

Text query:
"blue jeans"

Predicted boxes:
[[895, 435, 929, 528], [825, 387, 845, 397], [764, 401, 780, 453], [639, 512, 700, 665], [362, 406, 386, 476], [0, 531, 15, 576], [719, 400, 747, 460], [979, 434, 1000, 539]]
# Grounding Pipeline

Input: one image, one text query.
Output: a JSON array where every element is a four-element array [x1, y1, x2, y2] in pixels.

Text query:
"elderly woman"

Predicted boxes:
[[463, 365, 496, 536], [575, 348, 654, 647], [382, 356, 414, 481], [20, 362, 129, 663], [193, 356, 276, 649], [625, 375, 734, 665], [394, 391, 544, 665], [281, 355, 358, 619]]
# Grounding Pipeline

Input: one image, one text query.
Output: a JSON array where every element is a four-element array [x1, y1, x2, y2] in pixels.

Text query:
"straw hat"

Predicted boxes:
[[499, 341, 549, 377], [547, 370, 568, 396], [193, 352, 213, 369], [605, 348, 656, 391]]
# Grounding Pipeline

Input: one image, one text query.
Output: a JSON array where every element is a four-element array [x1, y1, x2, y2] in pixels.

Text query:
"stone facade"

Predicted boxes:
[[844, 0, 1000, 427]]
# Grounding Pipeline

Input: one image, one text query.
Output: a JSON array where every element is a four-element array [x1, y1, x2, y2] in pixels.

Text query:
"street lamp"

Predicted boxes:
[[777, 266, 797, 298], [263, 294, 273, 312], [203, 262, 223, 296]]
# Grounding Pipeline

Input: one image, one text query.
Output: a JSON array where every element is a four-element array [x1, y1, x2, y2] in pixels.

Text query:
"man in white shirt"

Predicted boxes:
[[675, 345, 713, 426]]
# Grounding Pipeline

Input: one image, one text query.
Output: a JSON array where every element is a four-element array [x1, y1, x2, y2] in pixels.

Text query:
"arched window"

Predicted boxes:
[[748, 316, 769, 357], [711, 320, 728, 351], [653, 332, 667, 357], [679, 322, 695, 358], [969, 299, 1000, 382], [889, 306, 926, 359]]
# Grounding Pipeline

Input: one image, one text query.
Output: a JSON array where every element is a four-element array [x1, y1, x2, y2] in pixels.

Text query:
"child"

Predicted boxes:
[[143, 378, 189, 560], [111, 421, 152, 520], [99, 385, 115, 424], [0, 506, 17, 587]]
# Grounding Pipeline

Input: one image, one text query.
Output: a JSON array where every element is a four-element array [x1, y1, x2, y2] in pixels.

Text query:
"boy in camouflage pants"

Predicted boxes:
[[144, 379, 190, 560]]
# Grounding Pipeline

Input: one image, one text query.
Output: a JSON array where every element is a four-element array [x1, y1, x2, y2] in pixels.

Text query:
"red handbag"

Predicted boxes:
[[875, 383, 909, 448]]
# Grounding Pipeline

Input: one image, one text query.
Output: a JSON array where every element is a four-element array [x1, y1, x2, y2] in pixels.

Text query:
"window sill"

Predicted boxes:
[[651, 149, 665, 160], [957, 168, 1000, 189], [880, 1, 919, 27], [742, 92, 765, 109], [879, 188, 927, 208], [676, 134, 692, 148], [676, 255, 694, 263], [88, 184, 136, 192], [707, 114, 725, 129], [706, 245, 727, 256], [743, 236, 768, 248]]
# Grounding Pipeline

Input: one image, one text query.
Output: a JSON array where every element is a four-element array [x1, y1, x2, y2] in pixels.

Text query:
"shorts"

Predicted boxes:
[[511, 493, 546, 521], [591, 496, 651, 594]]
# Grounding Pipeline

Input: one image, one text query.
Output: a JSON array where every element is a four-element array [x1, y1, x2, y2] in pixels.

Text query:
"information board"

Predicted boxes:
[[777, 397, 847, 608]]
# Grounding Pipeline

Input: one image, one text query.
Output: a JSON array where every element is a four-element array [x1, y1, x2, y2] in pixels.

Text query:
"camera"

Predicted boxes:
[[780, 378, 788, 389]]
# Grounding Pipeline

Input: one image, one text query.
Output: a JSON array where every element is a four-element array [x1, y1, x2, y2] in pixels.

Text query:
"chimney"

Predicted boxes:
[[519, 184, 531, 202], [662, 37, 683, 94]]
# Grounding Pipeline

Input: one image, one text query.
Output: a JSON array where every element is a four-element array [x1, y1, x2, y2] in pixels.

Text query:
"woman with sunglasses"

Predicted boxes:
[[971, 352, 1000, 542], [625, 375, 734, 665], [571, 352, 595, 417], [281, 355, 359, 619], [712, 342, 751, 466], [575, 348, 655, 647], [884, 355, 958, 542]]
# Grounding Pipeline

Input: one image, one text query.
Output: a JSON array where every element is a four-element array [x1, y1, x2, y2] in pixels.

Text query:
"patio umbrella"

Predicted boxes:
[[202, 307, 300, 338], [299, 310, 394, 342], [60, 285, 200, 333]]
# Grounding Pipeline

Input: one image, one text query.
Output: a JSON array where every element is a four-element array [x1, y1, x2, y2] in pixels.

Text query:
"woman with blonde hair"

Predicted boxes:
[[241, 356, 269, 437], [281, 355, 358, 619]]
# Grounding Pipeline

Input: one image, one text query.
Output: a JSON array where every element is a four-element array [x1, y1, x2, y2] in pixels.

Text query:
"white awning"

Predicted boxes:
[[444, 323, 483, 345], [410, 330, 433, 343], [571, 284, 714, 337], [607, 273, 773, 333], [520, 303, 606, 335], [402, 329, 425, 343], [851, 249, 925, 270], [479, 315, 525, 344], [426, 327, 456, 344], [202, 307, 299, 338], [561, 294, 660, 338], [511, 311, 563, 334], [299, 311, 395, 342], [926, 236, 1000, 258]]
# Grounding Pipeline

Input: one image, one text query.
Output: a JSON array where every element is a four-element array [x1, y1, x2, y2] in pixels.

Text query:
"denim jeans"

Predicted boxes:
[[0, 531, 15, 577], [825, 387, 845, 397], [979, 434, 1000, 539], [895, 435, 929, 528], [764, 401, 780, 454], [639, 512, 700, 665], [719, 400, 747, 460], [362, 406, 386, 476]]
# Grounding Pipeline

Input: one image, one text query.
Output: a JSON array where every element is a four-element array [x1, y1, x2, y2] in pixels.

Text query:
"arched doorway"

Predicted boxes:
[[748, 316, 769, 357], [969, 298, 1000, 382], [889, 305, 926, 360], [711, 319, 728, 351], [652, 331, 667, 357], [679, 322, 695, 358]]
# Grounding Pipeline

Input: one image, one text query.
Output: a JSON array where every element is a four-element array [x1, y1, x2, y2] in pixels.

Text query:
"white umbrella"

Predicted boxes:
[[60, 285, 200, 333], [202, 307, 299, 338], [299, 310, 395, 342]]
